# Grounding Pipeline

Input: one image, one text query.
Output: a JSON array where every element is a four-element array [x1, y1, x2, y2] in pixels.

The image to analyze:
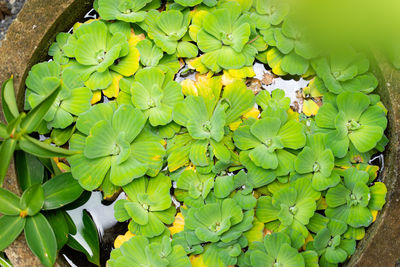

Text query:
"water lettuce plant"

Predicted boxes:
[[0, 0, 391, 265], [130, 67, 183, 126], [196, 2, 257, 71], [97, 0, 154, 23], [325, 167, 387, 228], [63, 20, 139, 90], [233, 116, 306, 176], [315, 91, 387, 158], [69, 103, 165, 190], [25, 61, 93, 129], [146, 9, 198, 58], [309, 219, 356, 266], [244, 231, 318, 267], [108, 235, 191, 267], [295, 133, 340, 191], [256, 177, 320, 237], [114, 174, 175, 238]]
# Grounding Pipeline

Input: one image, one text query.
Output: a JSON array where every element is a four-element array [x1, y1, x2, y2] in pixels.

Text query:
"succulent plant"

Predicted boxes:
[[315, 91, 387, 158], [68, 103, 165, 190], [25, 61, 92, 130], [234, 115, 306, 176], [114, 174, 175, 238], [108, 235, 191, 267], [48, 33, 71, 65], [295, 134, 340, 191], [256, 89, 291, 113], [196, 2, 257, 71], [325, 167, 387, 228], [309, 219, 356, 266], [256, 177, 321, 237]]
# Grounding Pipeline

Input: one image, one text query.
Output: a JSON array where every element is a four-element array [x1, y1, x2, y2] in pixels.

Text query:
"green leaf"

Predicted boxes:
[[42, 172, 84, 210], [0, 138, 17, 186], [0, 215, 25, 251], [0, 187, 21, 215], [15, 151, 44, 191], [20, 184, 44, 216], [19, 135, 77, 158], [1, 76, 20, 123], [25, 213, 57, 267], [45, 210, 70, 250], [368, 182, 387, 210], [0, 123, 8, 139], [21, 81, 61, 133], [67, 210, 100, 266], [124, 202, 149, 225]]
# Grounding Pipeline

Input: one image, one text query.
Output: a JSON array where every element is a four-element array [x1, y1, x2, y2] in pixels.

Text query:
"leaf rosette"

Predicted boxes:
[[325, 167, 387, 228], [315, 91, 387, 158], [68, 103, 165, 190], [114, 174, 175, 238]]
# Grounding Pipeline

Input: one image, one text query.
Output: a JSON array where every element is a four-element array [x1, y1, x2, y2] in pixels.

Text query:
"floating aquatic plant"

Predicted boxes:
[[0, 0, 391, 266]]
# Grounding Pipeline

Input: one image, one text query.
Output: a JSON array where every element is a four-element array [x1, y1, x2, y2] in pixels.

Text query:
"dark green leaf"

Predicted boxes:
[[20, 81, 60, 133], [42, 172, 84, 210], [0, 138, 17, 186], [20, 184, 44, 216], [0, 215, 25, 250], [0, 187, 21, 215], [25, 213, 57, 267], [15, 151, 44, 191], [50, 125, 76, 146], [63, 190, 91, 210], [67, 210, 100, 266], [63, 210, 77, 235], [1, 77, 19, 123], [19, 135, 77, 158], [45, 210, 70, 250]]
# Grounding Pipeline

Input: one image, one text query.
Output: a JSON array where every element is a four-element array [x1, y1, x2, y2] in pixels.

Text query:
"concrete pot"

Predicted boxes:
[[0, 0, 399, 266]]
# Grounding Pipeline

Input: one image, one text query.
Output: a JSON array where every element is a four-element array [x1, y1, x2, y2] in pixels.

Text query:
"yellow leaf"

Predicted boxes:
[[169, 212, 185, 235], [91, 90, 102, 104], [103, 73, 122, 99], [316, 197, 327, 210], [267, 48, 287, 76], [229, 121, 242, 131], [181, 79, 198, 96], [371, 210, 378, 222], [303, 233, 314, 250], [287, 109, 299, 121], [128, 31, 145, 46], [114, 231, 135, 249], [188, 56, 210, 74], [244, 107, 260, 119], [190, 255, 206, 267], [303, 100, 320, 116]]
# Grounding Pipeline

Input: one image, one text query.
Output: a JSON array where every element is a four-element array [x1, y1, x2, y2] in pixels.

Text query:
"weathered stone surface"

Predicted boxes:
[[0, 0, 92, 266], [345, 57, 400, 266]]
